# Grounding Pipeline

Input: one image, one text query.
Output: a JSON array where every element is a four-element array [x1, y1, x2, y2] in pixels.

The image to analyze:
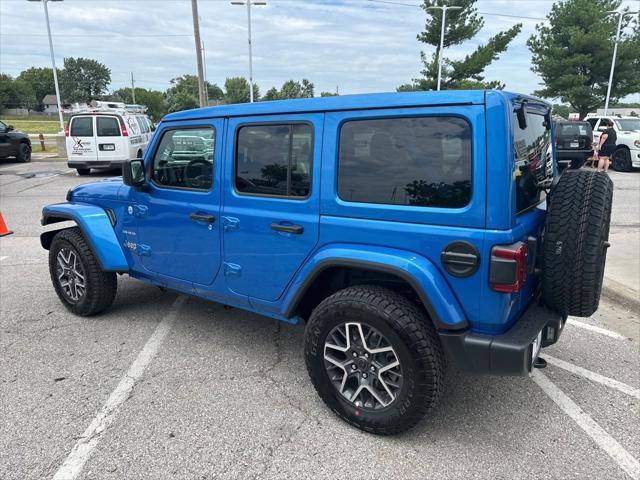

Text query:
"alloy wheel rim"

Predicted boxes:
[[56, 248, 86, 303], [323, 322, 403, 410]]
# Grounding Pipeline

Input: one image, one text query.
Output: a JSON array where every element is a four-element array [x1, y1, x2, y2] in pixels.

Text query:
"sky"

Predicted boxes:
[[0, 0, 638, 104]]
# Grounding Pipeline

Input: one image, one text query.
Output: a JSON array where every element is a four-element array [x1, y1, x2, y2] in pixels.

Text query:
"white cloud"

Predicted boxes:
[[0, 0, 637, 103]]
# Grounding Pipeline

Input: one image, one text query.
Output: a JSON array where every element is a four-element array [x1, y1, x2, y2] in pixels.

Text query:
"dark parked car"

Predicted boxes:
[[0, 120, 31, 162], [554, 120, 593, 169]]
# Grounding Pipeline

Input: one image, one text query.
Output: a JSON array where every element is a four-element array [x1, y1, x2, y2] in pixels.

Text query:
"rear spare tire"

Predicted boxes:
[[542, 170, 613, 317]]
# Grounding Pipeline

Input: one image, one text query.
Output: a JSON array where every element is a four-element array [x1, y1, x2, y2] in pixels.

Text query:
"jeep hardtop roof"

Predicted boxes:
[[163, 90, 548, 122]]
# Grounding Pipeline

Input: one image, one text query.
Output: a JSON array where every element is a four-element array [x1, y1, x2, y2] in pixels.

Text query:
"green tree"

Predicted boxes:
[[60, 57, 111, 102], [528, 0, 640, 119], [401, 0, 522, 91], [552, 104, 572, 119], [0, 74, 36, 110], [16, 67, 56, 110], [320, 91, 339, 97], [224, 77, 259, 104], [164, 75, 224, 112], [261, 79, 315, 101], [113, 87, 167, 120]]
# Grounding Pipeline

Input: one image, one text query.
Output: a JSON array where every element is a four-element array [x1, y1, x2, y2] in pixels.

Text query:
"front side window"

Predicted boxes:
[[151, 127, 215, 190], [338, 116, 472, 208], [235, 123, 312, 198], [615, 118, 640, 131], [96, 117, 120, 137], [513, 110, 551, 213], [70, 117, 93, 137]]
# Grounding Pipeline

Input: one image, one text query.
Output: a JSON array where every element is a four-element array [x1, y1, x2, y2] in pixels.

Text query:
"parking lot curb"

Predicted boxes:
[[32, 155, 66, 163], [602, 277, 640, 313]]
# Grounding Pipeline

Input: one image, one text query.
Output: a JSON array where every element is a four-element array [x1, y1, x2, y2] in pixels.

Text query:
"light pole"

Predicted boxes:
[[231, 0, 266, 103], [28, 0, 64, 132], [426, 5, 462, 91], [191, 0, 207, 107], [603, 9, 638, 115]]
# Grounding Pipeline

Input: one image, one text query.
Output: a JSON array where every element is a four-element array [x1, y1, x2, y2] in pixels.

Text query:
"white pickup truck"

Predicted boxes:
[[585, 115, 640, 171]]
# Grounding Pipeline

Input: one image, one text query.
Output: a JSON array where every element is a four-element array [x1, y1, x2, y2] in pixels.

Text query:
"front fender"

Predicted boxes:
[[41, 202, 128, 272], [283, 244, 468, 330]]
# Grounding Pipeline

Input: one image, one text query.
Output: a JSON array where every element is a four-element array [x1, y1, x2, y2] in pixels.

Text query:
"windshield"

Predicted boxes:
[[614, 119, 640, 131]]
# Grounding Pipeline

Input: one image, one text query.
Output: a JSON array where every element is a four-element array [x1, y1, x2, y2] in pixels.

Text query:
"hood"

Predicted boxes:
[[71, 177, 123, 201]]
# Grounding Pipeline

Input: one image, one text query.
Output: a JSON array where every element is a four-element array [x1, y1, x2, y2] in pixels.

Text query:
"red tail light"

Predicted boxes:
[[65, 123, 69, 137], [119, 118, 129, 137], [490, 242, 529, 293]]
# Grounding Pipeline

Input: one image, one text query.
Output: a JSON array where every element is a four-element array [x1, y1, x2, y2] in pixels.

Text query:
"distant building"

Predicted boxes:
[[42, 95, 71, 114], [595, 107, 639, 117]]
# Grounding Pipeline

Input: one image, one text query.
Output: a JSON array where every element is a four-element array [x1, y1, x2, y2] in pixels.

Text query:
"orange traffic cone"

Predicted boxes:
[[0, 211, 13, 237]]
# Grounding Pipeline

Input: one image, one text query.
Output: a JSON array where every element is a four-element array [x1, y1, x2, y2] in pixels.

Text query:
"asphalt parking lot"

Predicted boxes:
[[1, 161, 639, 480]]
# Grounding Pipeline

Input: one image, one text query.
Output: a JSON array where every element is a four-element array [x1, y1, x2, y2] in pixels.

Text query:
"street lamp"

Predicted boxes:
[[426, 5, 462, 91], [231, 0, 266, 103], [27, 0, 64, 132], [603, 10, 639, 115]]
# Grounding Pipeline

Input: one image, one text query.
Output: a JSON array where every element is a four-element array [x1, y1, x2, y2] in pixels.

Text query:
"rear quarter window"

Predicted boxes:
[[69, 117, 93, 137], [338, 116, 472, 208]]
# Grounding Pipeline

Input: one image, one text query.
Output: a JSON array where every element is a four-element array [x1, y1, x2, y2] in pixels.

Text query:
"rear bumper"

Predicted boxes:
[[67, 160, 124, 170], [556, 150, 592, 164], [439, 303, 565, 376]]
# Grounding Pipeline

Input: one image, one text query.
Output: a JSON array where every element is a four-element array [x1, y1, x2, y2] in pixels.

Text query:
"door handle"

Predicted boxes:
[[271, 223, 303, 234], [190, 213, 215, 223]]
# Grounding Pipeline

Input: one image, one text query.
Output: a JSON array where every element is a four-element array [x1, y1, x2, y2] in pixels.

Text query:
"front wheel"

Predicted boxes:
[[304, 285, 445, 435], [612, 148, 632, 172], [49, 228, 117, 316]]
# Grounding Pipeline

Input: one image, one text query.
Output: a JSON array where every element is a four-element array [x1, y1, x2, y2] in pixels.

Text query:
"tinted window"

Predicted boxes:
[[152, 128, 215, 190], [236, 123, 312, 197], [513, 111, 551, 213], [136, 116, 149, 134], [338, 117, 471, 208], [558, 123, 591, 137], [96, 117, 120, 137], [586, 118, 599, 129], [70, 117, 93, 137]]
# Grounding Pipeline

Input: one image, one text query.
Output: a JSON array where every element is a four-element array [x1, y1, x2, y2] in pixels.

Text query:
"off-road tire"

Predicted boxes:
[[542, 170, 613, 317], [304, 285, 445, 435], [17, 143, 31, 163], [612, 148, 632, 172], [49, 228, 117, 316], [76, 168, 91, 176]]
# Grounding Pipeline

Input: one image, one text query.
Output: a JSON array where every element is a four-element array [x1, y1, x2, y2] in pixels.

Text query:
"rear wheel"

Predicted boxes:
[[49, 228, 117, 316], [17, 143, 31, 163], [304, 285, 445, 435], [612, 148, 632, 172], [76, 168, 91, 176], [542, 169, 613, 317]]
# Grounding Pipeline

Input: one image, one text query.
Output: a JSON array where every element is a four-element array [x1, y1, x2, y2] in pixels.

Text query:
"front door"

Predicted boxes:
[[222, 114, 322, 301], [135, 120, 222, 286]]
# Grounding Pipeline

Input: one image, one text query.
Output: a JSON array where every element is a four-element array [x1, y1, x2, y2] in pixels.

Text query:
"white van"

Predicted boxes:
[[585, 115, 640, 171], [66, 107, 154, 175]]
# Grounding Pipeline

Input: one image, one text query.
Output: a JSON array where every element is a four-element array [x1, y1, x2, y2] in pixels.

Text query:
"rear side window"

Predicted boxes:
[[70, 117, 93, 137], [338, 117, 472, 208], [235, 123, 313, 198], [513, 111, 551, 213], [558, 123, 590, 137], [152, 127, 215, 190], [96, 117, 120, 137], [136, 117, 149, 134]]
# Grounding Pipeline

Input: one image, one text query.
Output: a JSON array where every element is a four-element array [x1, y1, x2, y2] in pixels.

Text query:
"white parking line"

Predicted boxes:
[[52, 295, 186, 480], [567, 318, 627, 340], [532, 371, 640, 480], [544, 354, 640, 400], [0, 256, 7, 261]]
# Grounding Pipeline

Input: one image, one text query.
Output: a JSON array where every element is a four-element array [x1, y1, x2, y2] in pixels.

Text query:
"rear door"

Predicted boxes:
[[557, 122, 592, 150], [95, 115, 124, 162], [68, 116, 97, 161], [222, 114, 322, 301]]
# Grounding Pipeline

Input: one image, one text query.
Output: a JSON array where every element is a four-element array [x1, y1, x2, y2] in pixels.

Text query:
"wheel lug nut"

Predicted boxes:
[[362, 373, 367, 379], [364, 353, 369, 358], [370, 366, 375, 372], [351, 364, 357, 370], [352, 352, 357, 357]]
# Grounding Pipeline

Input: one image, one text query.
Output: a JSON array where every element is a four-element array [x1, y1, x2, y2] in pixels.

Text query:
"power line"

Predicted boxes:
[[0, 33, 192, 37]]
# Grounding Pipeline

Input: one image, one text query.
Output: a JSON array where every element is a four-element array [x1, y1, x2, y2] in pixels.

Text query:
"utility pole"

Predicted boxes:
[[191, 0, 206, 108], [202, 41, 209, 106], [231, 1, 266, 103], [427, 5, 462, 91], [603, 9, 638, 115], [28, 0, 65, 132], [130, 72, 136, 104]]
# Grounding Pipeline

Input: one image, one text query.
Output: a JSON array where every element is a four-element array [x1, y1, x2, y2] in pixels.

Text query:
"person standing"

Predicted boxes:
[[597, 119, 617, 173]]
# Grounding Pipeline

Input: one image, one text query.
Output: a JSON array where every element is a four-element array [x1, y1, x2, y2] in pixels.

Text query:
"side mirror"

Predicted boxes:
[[516, 102, 528, 130], [7, 125, 14, 131], [122, 159, 146, 188]]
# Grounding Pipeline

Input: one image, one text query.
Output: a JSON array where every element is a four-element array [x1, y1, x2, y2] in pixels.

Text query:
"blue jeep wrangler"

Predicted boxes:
[[41, 91, 613, 434]]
